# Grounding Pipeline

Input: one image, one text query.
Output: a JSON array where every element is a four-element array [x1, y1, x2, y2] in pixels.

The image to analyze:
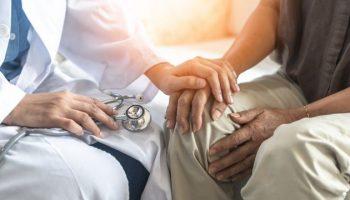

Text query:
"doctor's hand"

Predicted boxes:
[[3, 91, 118, 137], [208, 108, 305, 182], [165, 86, 228, 133], [146, 57, 240, 104]]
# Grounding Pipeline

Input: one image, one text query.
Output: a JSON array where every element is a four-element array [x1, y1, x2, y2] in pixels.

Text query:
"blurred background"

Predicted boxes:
[[129, 0, 259, 45]]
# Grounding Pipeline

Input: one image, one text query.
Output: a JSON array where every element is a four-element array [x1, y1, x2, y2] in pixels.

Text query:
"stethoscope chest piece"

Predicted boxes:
[[113, 105, 152, 132]]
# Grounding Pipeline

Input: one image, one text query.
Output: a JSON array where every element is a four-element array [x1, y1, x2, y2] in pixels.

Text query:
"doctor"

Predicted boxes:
[[0, 0, 238, 200]]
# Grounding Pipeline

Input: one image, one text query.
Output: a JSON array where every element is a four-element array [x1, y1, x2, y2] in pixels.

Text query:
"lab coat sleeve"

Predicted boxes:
[[59, 0, 164, 90], [0, 74, 26, 122]]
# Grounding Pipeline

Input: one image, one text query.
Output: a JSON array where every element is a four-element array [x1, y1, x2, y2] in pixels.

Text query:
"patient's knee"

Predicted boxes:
[[166, 104, 236, 171]]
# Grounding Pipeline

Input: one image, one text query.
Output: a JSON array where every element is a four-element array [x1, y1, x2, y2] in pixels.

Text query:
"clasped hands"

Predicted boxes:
[[164, 57, 305, 182]]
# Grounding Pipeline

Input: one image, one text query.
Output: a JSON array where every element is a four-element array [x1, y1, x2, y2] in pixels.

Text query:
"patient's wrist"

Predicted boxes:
[[288, 107, 309, 122]]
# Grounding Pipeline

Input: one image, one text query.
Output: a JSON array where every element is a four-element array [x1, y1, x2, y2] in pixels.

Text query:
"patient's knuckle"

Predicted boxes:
[[232, 135, 241, 146], [246, 123, 255, 131], [252, 123, 263, 132], [242, 158, 251, 168]]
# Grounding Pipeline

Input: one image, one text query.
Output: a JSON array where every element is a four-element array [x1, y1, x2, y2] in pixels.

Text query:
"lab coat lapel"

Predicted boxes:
[[22, 0, 66, 59], [0, 0, 11, 65], [17, 0, 66, 92]]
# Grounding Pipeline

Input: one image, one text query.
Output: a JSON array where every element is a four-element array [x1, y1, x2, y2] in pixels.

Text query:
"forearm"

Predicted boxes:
[[305, 88, 350, 117], [224, 0, 280, 75]]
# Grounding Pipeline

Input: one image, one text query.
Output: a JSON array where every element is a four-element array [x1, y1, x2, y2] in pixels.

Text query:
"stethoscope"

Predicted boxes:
[[101, 91, 151, 132], [0, 92, 152, 167]]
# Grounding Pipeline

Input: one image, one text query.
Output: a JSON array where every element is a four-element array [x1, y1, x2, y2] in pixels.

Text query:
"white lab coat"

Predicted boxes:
[[0, 0, 171, 199]]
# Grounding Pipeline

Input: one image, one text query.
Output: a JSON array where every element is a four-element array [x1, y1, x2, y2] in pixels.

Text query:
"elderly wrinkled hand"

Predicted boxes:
[[208, 107, 304, 182], [165, 86, 229, 134], [147, 57, 240, 104]]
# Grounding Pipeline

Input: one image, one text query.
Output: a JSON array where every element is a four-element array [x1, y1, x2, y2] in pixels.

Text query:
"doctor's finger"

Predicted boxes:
[[166, 92, 181, 129], [211, 59, 240, 92], [167, 76, 206, 93], [191, 87, 211, 132], [72, 102, 118, 130], [196, 58, 233, 104], [176, 90, 195, 134], [176, 63, 223, 103], [73, 95, 115, 116], [55, 117, 83, 136], [67, 110, 101, 137], [223, 63, 240, 93]]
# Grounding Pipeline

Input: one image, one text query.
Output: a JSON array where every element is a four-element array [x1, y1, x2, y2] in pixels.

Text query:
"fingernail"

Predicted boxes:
[[235, 84, 240, 92], [228, 95, 234, 104], [231, 113, 240, 118], [113, 109, 118, 115], [212, 110, 222, 121], [217, 94, 223, 102]]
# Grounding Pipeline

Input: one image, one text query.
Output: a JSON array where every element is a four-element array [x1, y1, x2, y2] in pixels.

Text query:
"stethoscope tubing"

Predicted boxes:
[[0, 127, 71, 166], [0, 128, 28, 166]]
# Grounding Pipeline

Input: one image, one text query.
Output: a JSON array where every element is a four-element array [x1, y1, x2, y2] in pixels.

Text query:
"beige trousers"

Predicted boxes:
[[165, 73, 350, 200]]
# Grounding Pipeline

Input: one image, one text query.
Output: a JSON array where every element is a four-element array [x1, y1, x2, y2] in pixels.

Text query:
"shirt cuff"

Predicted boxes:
[[0, 83, 26, 122]]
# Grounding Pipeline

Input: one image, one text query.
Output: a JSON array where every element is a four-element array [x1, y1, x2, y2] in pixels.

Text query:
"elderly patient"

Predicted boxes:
[[0, 0, 239, 199], [165, 0, 350, 199]]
